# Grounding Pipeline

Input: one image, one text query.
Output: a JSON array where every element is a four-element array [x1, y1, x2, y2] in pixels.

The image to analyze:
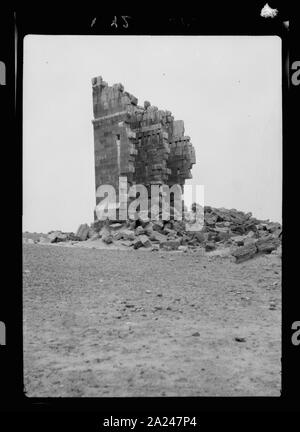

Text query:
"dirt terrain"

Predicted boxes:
[[23, 243, 281, 397]]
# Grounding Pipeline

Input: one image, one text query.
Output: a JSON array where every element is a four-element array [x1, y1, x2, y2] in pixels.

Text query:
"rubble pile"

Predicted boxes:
[[33, 206, 282, 263], [92, 76, 196, 204]]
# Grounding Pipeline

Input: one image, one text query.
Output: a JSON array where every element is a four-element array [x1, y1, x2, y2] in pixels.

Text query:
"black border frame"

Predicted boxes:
[[1, 5, 299, 418]]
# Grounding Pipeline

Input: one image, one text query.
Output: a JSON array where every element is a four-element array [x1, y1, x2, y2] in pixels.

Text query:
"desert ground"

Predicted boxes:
[[23, 242, 281, 397]]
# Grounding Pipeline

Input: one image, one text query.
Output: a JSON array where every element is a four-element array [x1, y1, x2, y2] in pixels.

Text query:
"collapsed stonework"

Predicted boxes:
[[24, 76, 282, 264], [91, 76, 196, 213], [31, 206, 282, 264]]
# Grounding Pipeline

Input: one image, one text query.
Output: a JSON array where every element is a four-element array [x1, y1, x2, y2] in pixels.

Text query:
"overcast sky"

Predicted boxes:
[[23, 35, 282, 233]]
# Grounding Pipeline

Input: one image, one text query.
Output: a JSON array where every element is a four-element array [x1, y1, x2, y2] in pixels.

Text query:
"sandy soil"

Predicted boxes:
[[23, 243, 281, 397]]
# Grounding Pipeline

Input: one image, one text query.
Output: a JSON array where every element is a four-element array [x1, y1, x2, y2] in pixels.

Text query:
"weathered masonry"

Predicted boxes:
[[91, 76, 196, 212]]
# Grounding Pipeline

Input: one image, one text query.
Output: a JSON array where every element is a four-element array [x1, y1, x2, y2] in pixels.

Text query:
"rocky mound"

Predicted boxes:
[[30, 206, 282, 263]]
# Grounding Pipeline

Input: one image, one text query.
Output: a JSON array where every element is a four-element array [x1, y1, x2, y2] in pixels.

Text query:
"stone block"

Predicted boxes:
[[76, 224, 90, 241], [256, 235, 280, 254], [138, 234, 152, 248], [149, 231, 166, 243], [160, 239, 180, 250], [231, 243, 257, 263], [120, 228, 136, 241]]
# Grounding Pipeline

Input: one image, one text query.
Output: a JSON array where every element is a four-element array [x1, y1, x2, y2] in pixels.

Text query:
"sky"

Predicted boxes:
[[23, 35, 282, 233]]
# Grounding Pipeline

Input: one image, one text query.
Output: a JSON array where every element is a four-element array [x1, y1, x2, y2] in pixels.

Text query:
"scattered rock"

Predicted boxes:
[[244, 237, 257, 246], [132, 238, 143, 249], [47, 231, 60, 243], [99, 225, 110, 237], [232, 235, 246, 246], [66, 233, 82, 242], [135, 226, 145, 236], [192, 332, 200, 337], [120, 229, 136, 241], [234, 337, 246, 342], [160, 239, 180, 251], [149, 231, 166, 243], [87, 227, 97, 239], [76, 224, 90, 241], [121, 240, 133, 247], [99, 225, 114, 244], [133, 235, 152, 249], [231, 243, 257, 263], [164, 228, 177, 237], [215, 230, 231, 242], [109, 223, 123, 230], [46, 231, 68, 243], [256, 235, 279, 254], [56, 233, 68, 242], [102, 232, 113, 244], [139, 235, 152, 248], [205, 242, 216, 252], [113, 231, 123, 240], [34, 206, 281, 257], [144, 222, 154, 236], [153, 220, 164, 232]]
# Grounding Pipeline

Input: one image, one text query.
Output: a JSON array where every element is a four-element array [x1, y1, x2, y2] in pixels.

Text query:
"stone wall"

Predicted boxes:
[[92, 76, 196, 209]]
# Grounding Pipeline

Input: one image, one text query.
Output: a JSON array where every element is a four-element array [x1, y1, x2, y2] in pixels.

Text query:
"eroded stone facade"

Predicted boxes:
[[92, 76, 196, 209]]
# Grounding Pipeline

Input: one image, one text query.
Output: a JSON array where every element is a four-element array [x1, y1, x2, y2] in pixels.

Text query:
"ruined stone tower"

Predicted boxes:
[[92, 76, 196, 216]]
